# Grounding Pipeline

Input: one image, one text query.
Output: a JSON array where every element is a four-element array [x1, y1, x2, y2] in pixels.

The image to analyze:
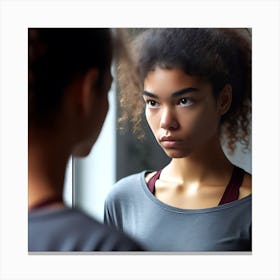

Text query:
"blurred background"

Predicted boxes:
[[63, 28, 252, 222]]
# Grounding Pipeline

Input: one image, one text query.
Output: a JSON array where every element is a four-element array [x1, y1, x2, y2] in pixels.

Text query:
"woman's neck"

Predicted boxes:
[[28, 134, 70, 209], [163, 138, 233, 185]]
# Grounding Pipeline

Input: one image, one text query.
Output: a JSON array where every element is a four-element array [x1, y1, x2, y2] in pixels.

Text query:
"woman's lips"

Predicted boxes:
[[160, 136, 183, 148]]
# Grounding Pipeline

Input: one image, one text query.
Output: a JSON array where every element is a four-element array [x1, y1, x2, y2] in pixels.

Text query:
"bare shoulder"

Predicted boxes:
[[239, 172, 252, 199]]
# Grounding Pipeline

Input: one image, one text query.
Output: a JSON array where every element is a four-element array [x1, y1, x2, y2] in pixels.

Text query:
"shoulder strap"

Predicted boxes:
[[218, 166, 245, 205], [147, 170, 162, 194], [147, 166, 245, 204]]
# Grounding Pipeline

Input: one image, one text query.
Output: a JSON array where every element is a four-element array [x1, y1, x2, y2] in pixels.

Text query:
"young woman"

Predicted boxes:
[[104, 28, 252, 251], [28, 28, 143, 251]]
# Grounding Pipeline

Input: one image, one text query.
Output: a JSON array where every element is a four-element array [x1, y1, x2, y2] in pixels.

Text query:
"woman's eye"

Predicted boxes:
[[146, 100, 160, 108], [178, 98, 193, 107]]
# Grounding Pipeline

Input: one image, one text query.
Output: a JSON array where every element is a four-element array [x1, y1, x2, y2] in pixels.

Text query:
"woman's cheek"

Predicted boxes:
[[146, 111, 159, 130]]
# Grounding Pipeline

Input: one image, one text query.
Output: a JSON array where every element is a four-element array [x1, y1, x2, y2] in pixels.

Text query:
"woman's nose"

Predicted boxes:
[[160, 107, 179, 130]]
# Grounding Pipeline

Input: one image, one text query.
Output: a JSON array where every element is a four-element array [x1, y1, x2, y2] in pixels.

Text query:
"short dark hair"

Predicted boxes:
[[28, 28, 113, 128]]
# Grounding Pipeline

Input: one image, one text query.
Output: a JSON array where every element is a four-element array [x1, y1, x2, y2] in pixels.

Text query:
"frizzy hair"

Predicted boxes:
[[116, 28, 252, 154]]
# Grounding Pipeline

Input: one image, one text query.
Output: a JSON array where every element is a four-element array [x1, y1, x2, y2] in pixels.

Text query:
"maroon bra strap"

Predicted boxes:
[[147, 170, 162, 194], [218, 166, 245, 205], [147, 166, 245, 205]]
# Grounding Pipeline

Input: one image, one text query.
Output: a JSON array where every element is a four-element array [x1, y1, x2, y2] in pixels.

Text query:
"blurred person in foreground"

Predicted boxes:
[[28, 28, 143, 251]]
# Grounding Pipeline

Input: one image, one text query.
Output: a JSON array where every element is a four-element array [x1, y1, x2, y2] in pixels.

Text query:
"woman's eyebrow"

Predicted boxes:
[[143, 87, 199, 98], [172, 87, 199, 97], [143, 91, 159, 98]]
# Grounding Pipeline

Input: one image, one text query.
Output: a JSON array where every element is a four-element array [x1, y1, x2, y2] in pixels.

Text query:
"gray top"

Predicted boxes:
[[29, 207, 143, 251], [104, 171, 252, 252]]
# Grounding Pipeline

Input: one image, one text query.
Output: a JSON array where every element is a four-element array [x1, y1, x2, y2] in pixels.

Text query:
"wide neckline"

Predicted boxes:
[[139, 170, 252, 214]]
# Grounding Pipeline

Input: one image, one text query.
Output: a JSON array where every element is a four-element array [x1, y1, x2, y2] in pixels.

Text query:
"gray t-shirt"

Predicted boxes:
[[29, 207, 143, 251], [104, 171, 252, 252]]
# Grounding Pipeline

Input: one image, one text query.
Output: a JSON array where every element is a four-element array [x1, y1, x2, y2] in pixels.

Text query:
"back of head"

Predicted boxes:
[[28, 28, 113, 129]]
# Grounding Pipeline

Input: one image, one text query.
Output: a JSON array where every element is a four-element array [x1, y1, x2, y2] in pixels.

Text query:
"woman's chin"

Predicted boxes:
[[72, 149, 91, 158], [163, 148, 190, 159], [72, 143, 94, 158]]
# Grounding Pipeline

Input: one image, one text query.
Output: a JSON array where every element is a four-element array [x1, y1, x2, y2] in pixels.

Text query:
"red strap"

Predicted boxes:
[[218, 166, 245, 205], [147, 170, 162, 194], [147, 166, 245, 205]]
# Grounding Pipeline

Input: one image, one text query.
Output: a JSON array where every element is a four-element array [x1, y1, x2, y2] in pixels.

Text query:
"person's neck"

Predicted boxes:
[[163, 137, 233, 185], [28, 133, 70, 209]]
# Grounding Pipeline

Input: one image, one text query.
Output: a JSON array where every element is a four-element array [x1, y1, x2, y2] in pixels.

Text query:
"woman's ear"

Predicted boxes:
[[79, 69, 99, 115], [217, 84, 232, 115]]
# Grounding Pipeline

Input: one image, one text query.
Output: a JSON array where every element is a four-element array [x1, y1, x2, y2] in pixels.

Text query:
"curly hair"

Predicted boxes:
[[28, 28, 114, 129], [117, 28, 251, 154]]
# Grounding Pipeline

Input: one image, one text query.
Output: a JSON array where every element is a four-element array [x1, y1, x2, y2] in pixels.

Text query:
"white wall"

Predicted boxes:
[[224, 141, 252, 173], [63, 157, 73, 208]]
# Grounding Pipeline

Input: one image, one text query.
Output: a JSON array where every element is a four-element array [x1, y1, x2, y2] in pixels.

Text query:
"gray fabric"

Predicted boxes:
[[104, 171, 252, 252], [29, 207, 143, 251]]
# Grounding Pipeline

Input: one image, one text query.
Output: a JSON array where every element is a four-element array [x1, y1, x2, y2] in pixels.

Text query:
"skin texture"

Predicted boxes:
[[143, 67, 251, 209]]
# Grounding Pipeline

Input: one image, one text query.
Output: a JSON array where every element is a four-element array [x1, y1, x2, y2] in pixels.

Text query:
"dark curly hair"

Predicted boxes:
[[117, 28, 251, 154], [28, 28, 115, 129]]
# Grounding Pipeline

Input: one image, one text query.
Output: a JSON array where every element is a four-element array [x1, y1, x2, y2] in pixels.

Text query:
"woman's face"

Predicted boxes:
[[143, 67, 222, 158]]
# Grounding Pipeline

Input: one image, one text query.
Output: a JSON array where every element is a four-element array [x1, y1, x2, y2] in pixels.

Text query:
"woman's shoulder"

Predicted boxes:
[[115, 171, 146, 188], [106, 171, 146, 202]]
